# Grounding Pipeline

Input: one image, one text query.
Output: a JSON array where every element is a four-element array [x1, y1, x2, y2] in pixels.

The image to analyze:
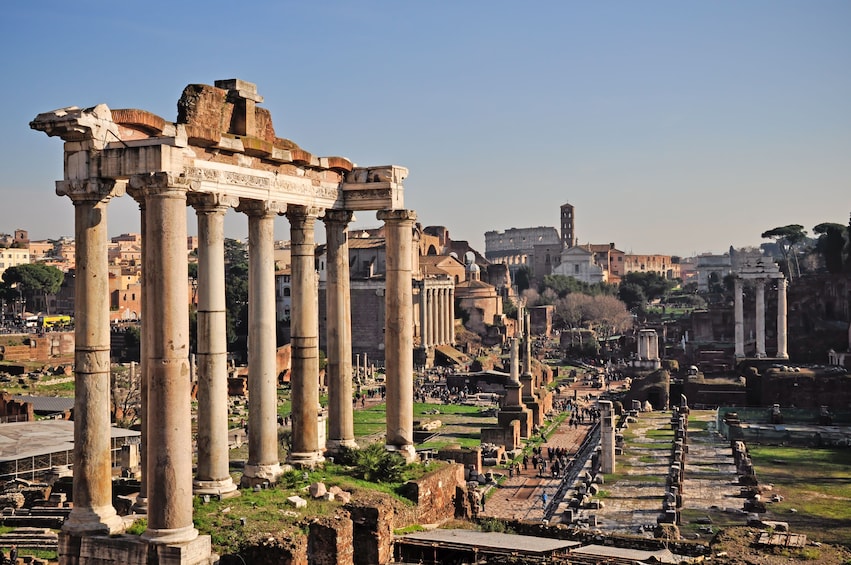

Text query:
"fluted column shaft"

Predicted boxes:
[[734, 278, 744, 358], [378, 209, 416, 461], [323, 210, 357, 452], [755, 279, 766, 358], [193, 196, 238, 495], [286, 206, 325, 467], [776, 278, 788, 359], [241, 201, 284, 480], [138, 176, 197, 544], [62, 182, 124, 535]]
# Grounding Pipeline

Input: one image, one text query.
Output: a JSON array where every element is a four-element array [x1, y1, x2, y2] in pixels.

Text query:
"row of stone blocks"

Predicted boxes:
[[658, 404, 689, 530]]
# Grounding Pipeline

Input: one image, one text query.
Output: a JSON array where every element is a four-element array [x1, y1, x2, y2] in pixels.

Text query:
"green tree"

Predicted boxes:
[[761, 224, 807, 280], [223, 238, 249, 361], [514, 266, 532, 293], [1, 263, 65, 314], [618, 282, 646, 312], [620, 271, 673, 303], [813, 222, 847, 274]]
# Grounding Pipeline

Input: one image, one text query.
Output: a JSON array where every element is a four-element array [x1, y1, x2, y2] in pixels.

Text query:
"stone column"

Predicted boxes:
[[286, 205, 325, 467], [419, 285, 428, 349], [60, 180, 125, 536], [449, 288, 455, 345], [755, 278, 766, 358], [136, 174, 198, 545], [734, 277, 744, 358], [126, 190, 149, 515], [378, 209, 417, 461], [427, 288, 436, 347], [323, 209, 358, 453], [776, 277, 788, 359], [599, 400, 616, 474], [239, 200, 285, 481], [504, 338, 523, 406], [440, 288, 449, 345], [522, 312, 532, 376], [191, 194, 238, 496]]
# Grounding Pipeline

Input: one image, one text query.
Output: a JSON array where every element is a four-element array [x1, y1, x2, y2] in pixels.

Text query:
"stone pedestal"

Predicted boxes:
[[60, 532, 216, 565]]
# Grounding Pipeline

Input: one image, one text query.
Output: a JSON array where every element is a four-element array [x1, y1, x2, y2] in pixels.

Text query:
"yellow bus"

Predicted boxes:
[[37, 314, 73, 329]]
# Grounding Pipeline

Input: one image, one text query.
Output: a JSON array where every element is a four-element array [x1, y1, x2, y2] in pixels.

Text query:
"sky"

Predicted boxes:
[[1, 1, 849, 258]]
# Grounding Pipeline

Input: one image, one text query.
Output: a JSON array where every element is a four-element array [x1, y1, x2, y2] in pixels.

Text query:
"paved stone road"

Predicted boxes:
[[479, 400, 742, 538]]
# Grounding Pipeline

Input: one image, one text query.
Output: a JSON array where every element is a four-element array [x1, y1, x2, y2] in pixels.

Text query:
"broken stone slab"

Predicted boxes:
[[287, 495, 307, 508], [308, 482, 327, 498]]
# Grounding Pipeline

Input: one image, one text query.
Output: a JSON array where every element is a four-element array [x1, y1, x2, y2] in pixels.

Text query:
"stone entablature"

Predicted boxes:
[[31, 79, 406, 215]]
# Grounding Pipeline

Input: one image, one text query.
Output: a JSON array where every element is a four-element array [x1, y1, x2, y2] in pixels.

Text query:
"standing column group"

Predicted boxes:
[[733, 274, 788, 359]]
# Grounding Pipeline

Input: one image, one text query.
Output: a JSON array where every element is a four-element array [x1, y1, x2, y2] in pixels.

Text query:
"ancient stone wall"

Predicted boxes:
[[308, 515, 354, 565], [0, 333, 74, 363], [397, 463, 465, 525], [346, 497, 395, 565]]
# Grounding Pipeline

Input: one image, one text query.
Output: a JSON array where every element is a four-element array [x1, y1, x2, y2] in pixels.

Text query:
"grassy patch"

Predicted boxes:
[[353, 403, 388, 437], [748, 446, 851, 546]]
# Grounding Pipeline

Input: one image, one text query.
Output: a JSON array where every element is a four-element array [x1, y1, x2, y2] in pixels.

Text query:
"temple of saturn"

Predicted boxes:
[[734, 259, 788, 359], [31, 79, 417, 564]]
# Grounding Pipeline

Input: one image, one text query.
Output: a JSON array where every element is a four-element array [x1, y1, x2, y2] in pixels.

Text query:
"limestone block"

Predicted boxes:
[[309, 482, 328, 498], [329, 486, 352, 504], [288, 495, 307, 508], [322, 492, 335, 501]]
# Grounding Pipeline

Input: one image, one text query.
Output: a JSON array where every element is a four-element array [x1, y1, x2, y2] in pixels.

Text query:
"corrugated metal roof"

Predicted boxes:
[[13, 395, 74, 414], [0, 420, 139, 461], [400, 529, 580, 554]]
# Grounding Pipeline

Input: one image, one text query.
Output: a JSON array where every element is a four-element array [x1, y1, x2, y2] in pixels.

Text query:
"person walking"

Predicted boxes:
[[9, 545, 16, 564], [541, 491, 548, 508]]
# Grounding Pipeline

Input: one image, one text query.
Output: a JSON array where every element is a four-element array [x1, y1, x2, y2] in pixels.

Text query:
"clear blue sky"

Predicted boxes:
[[1, 1, 848, 258]]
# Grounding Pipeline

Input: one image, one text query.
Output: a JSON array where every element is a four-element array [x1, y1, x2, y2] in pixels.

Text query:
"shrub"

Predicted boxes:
[[347, 443, 406, 483]]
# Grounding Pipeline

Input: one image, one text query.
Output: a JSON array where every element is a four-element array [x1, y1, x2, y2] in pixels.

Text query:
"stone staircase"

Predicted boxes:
[[0, 526, 59, 551]]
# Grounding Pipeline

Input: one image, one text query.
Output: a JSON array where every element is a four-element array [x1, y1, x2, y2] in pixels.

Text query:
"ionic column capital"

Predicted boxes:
[[236, 198, 286, 218], [322, 209, 354, 226], [57, 178, 125, 203], [377, 209, 417, 224], [188, 192, 240, 213], [128, 171, 194, 194]]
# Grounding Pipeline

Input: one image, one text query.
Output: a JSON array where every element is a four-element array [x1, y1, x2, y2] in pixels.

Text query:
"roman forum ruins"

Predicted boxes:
[[31, 79, 415, 564]]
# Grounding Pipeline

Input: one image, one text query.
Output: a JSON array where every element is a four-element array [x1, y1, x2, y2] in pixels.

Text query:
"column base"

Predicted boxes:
[[142, 524, 199, 545], [325, 438, 359, 454], [63, 504, 126, 535], [385, 443, 417, 463], [131, 495, 149, 515], [193, 477, 240, 499], [241, 462, 284, 485], [286, 451, 325, 469]]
